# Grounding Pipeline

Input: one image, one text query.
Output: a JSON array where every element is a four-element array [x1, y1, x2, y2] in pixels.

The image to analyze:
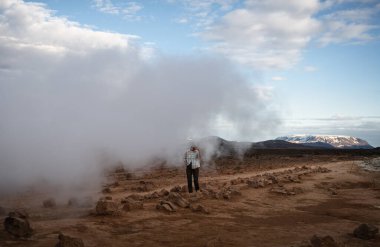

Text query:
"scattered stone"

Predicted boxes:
[[43, 198, 56, 208], [135, 181, 155, 192], [122, 198, 143, 211], [150, 191, 160, 199], [55, 233, 84, 247], [167, 192, 190, 208], [191, 204, 210, 214], [95, 200, 118, 215], [181, 185, 188, 193], [247, 179, 260, 188], [310, 235, 339, 247], [353, 223, 379, 240], [170, 185, 182, 193], [156, 200, 177, 212], [270, 187, 288, 195], [102, 187, 111, 194], [4, 211, 33, 238], [127, 194, 145, 201], [8, 209, 29, 219], [158, 189, 169, 197]]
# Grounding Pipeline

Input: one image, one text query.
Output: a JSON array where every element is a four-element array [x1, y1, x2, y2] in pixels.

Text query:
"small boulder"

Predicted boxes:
[[167, 192, 189, 208], [122, 198, 143, 211], [127, 194, 145, 201], [170, 185, 182, 193], [102, 187, 111, 194], [95, 200, 118, 215], [43, 198, 56, 208], [353, 223, 379, 240], [55, 233, 84, 247], [191, 204, 210, 214], [4, 211, 33, 238], [156, 200, 177, 212], [310, 235, 338, 247], [158, 189, 169, 197]]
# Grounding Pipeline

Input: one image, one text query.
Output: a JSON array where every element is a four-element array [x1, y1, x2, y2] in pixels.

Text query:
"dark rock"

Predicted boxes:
[[43, 198, 56, 208], [353, 223, 379, 240], [102, 187, 111, 193], [55, 233, 84, 247], [95, 200, 118, 215], [122, 198, 143, 211], [310, 235, 338, 247], [167, 192, 189, 208], [4, 211, 33, 238], [8, 209, 29, 219]]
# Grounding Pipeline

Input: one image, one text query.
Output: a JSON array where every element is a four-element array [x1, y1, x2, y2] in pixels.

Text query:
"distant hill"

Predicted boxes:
[[275, 135, 373, 149]]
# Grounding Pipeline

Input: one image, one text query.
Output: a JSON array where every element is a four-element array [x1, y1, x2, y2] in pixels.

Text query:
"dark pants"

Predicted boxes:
[[186, 166, 199, 193]]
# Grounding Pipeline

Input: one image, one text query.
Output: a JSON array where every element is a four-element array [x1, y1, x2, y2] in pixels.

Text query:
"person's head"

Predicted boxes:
[[190, 145, 197, 151]]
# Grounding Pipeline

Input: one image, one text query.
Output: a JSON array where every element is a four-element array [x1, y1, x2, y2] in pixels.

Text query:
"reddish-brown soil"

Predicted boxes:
[[1, 156, 379, 247]]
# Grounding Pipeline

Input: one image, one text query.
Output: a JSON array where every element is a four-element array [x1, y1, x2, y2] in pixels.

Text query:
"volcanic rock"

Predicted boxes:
[[310, 235, 339, 247], [122, 198, 143, 211], [55, 233, 84, 247], [4, 211, 33, 238], [158, 189, 169, 197], [167, 192, 189, 208], [43, 198, 56, 208], [156, 200, 177, 212], [102, 187, 111, 193], [95, 200, 118, 215], [191, 204, 210, 214], [170, 185, 182, 193], [135, 181, 155, 192], [127, 194, 145, 201], [353, 223, 379, 240]]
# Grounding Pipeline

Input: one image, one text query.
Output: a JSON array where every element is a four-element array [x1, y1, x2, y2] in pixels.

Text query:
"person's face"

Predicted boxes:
[[191, 146, 196, 151]]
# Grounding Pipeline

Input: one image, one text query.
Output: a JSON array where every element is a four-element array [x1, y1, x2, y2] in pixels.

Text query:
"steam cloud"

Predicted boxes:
[[0, 0, 278, 194]]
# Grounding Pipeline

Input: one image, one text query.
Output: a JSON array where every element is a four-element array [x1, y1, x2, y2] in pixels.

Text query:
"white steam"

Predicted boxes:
[[0, 0, 278, 194]]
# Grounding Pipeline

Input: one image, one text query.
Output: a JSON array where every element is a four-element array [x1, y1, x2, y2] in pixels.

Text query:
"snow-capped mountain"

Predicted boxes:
[[275, 135, 373, 149]]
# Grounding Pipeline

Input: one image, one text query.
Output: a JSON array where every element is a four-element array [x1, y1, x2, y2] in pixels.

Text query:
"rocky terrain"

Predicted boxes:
[[0, 152, 380, 246]]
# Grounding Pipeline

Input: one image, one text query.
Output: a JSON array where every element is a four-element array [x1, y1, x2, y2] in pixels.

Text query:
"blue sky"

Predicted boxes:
[[2, 0, 380, 146]]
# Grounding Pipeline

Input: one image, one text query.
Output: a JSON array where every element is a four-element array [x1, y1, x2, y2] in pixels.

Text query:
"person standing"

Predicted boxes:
[[184, 145, 201, 193]]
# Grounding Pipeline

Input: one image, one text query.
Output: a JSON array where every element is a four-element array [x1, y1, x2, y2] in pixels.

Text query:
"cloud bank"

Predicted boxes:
[[0, 0, 277, 193]]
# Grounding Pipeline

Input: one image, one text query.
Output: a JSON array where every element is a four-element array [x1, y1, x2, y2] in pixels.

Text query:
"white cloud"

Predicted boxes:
[[93, 0, 142, 20], [195, 0, 379, 69], [201, 0, 321, 69], [271, 76, 286, 81]]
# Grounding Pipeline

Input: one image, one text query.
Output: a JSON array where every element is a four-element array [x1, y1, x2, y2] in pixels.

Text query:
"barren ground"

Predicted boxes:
[[1, 155, 380, 247]]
